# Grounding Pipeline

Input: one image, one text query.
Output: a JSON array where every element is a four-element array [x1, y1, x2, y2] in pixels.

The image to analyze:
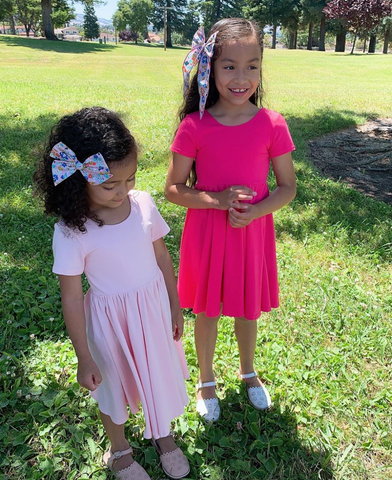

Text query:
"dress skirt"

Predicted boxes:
[[178, 183, 279, 320], [85, 271, 189, 439]]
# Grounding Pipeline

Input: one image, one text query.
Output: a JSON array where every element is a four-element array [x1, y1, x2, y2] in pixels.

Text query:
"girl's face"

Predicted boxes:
[[213, 37, 261, 110], [86, 154, 137, 212]]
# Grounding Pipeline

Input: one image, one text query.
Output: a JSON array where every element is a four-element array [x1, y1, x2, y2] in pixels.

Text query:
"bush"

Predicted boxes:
[[119, 30, 139, 42]]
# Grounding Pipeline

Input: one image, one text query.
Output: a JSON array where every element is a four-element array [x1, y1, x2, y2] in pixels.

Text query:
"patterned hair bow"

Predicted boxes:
[[50, 142, 113, 186], [182, 26, 218, 119]]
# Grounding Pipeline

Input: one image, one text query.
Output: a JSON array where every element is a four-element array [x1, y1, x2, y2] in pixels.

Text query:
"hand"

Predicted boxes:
[[229, 203, 258, 228], [77, 357, 102, 391], [217, 186, 256, 211], [171, 308, 184, 341]]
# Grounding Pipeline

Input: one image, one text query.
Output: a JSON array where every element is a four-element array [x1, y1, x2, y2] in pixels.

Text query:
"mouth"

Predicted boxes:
[[229, 88, 249, 94], [113, 198, 124, 203]]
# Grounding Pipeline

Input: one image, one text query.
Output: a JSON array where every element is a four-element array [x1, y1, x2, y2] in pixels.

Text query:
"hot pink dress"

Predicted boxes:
[[171, 109, 295, 320], [52, 190, 189, 439]]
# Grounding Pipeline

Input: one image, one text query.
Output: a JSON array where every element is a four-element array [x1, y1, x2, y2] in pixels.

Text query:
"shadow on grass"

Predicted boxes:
[[193, 388, 334, 480], [274, 108, 392, 262], [0, 34, 116, 54]]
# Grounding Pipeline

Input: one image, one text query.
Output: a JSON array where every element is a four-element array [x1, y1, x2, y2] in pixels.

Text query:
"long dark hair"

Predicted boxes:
[[34, 107, 137, 232], [177, 18, 264, 186]]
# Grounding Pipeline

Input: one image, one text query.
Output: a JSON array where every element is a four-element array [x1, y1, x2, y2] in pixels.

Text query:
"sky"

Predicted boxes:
[[75, 1, 118, 21]]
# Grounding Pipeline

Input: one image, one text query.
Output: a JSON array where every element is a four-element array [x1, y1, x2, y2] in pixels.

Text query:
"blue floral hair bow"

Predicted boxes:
[[182, 26, 218, 119], [50, 142, 112, 186]]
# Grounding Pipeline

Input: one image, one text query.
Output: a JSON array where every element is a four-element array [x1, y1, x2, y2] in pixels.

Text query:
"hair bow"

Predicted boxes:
[[50, 142, 113, 186], [182, 26, 218, 119]]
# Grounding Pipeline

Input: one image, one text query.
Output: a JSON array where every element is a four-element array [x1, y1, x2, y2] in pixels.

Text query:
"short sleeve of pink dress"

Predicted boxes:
[[52, 191, 188, 438], [171, 109, 295, 320]]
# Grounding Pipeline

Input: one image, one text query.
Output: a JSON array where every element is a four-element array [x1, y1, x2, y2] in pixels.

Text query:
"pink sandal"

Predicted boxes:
[[151, 436, 190, 479], [103, 446, 151, 480]]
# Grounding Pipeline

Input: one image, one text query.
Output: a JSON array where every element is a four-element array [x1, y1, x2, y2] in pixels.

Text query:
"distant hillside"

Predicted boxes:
[[71, 13, 113, 27]]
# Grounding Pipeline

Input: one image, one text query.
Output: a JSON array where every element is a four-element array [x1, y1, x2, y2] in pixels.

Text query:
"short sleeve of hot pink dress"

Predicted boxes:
[[171, 109, 295, 320]]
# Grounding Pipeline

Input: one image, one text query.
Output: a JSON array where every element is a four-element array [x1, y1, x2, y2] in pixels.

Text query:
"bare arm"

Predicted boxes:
[[58, 275, 102, 390], [153, 237, 184, 341], [165, 152, 256, 210], [228, 152, 297, 228]]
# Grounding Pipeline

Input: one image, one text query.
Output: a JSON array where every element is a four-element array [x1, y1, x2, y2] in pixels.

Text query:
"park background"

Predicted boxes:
[[1, 2, 392, 480]]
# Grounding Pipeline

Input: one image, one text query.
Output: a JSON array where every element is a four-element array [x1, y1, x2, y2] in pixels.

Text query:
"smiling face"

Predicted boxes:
[[86, 154, 137, 213], [212, 36, 261, 111]]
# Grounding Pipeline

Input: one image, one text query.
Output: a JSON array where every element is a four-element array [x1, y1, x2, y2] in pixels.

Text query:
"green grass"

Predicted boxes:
[[1, 35, 392, 480]]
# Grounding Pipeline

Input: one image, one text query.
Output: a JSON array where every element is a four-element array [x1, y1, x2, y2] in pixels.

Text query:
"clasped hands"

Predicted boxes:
[[218, 185, 258, 228]]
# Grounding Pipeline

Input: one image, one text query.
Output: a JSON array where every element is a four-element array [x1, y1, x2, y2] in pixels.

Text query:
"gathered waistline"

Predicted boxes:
[[88, 270, 163, 298]]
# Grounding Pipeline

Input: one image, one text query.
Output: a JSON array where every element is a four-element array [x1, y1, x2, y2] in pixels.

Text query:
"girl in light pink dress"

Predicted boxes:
[[166, 19, 296, 422], [34, 107, 190, 480]]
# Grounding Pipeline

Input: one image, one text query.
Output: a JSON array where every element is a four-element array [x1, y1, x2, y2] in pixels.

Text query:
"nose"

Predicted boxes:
[[117, 183, 129, 198], [235, 69, 247, 84]]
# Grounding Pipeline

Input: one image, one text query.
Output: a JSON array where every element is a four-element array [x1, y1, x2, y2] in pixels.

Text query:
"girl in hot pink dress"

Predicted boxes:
[[35, 107, 190, 480], [166, 19, 296, 422]]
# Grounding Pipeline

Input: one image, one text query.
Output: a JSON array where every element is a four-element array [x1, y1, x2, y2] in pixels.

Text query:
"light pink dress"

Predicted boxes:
[[171, 109, 295, 320], [52, 190, 189, 439]]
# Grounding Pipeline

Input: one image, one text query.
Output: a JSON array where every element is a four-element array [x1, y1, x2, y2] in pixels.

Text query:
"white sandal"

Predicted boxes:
[[240, 371, 272, 410], [103, 446, 151, 480], [196, 380, 220, 422]]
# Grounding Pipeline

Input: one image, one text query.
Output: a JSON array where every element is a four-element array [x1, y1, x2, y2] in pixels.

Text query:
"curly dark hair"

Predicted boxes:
[[34, 107, 137, 232], [177, 18, 264, 186]]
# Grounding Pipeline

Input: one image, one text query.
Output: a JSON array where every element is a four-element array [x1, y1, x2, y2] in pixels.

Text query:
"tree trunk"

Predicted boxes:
[[289, 30, 297, 49], [216, 0, 221, 20], [363, 34, 367, 53], [272, 24, 277, 49], [9, 15, 16, 35], [307, 22, 313, 50], [41, 0, 57, 40], [335, 28, 346, 52], [166, 9, 172, 48], [383, 26, 390, 53], [351, 32, 357, 54], [368, 34, 376, 53], [319, 14, 326, 51]]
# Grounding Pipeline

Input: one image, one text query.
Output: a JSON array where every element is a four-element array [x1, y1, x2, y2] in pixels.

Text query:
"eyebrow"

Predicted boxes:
[[104, 169, 137, 184], [220, 57, 260, 63]]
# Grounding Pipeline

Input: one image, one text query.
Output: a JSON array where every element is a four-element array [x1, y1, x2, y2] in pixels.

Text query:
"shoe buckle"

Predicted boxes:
[[112, 451, 123, 460]]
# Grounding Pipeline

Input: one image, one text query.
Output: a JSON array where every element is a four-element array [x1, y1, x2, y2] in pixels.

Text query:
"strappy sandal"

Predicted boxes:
[[196, 380, 220, 422], [240, 371, 272, 410], [103, 446, 151, 480], [151, 434, 190, 479]]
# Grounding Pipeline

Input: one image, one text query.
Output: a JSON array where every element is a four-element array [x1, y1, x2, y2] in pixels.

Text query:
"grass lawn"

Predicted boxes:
[[0, 36, 392, 480]]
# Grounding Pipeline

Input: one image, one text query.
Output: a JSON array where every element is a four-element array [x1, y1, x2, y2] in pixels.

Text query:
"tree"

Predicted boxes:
[[244, 0, 285, 49], [15, 0, 41, 36], [198, 0, 244, 31], [324, 0, 392, 54], [0, 0, 16, 33], [281, 0, 302, 49], [51, 0, 75, 29], [381, 15, 392, 53], [151, 0, 188, 48], [301, 0, 328, 50], [83, 1, 99, 40], [41, 0, 56, 39], [114, 0, 153, 43]]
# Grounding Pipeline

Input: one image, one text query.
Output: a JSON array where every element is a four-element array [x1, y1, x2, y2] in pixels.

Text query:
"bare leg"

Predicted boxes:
[[195, 312, 220, 400], [234, 317, 263, 388], [100, 411, 133, 472]]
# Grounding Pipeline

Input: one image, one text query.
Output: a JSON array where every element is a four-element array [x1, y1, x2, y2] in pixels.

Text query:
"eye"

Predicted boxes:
[[103, 186, 115, 191], [224, 66, 234, 70], [127, 176, 136, 183], [248, 65, 258, 70]]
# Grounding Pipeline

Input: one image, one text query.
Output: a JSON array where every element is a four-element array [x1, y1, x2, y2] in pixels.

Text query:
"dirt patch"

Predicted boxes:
[[309, 118, 392, 205]]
